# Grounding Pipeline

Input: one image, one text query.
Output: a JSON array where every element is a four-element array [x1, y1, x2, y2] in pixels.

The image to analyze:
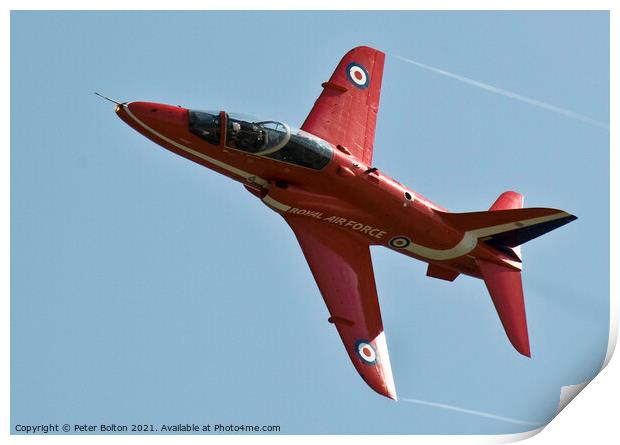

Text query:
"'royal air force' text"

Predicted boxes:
[[287, 208, 387, 239]]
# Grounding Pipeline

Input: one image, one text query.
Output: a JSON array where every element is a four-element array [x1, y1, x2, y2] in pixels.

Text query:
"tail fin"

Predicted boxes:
[[489, 191, 523, 211], [437, 192, 577, 357], [477, 259, 530, 357], [488, 191, 524, 260]]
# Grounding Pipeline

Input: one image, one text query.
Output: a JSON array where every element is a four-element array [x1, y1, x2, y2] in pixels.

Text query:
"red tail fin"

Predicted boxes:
[[489, 191, 523, 211], [477, 259, 531, 357]]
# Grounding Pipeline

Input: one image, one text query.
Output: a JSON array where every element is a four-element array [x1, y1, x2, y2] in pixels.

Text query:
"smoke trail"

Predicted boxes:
[[400, 397, 547, 427], [393, 55, 608, 130]]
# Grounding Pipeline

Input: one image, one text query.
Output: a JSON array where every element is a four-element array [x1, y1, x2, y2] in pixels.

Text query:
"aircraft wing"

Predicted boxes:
[[284, 214, 397, 400], [301, 46, 385, 166]]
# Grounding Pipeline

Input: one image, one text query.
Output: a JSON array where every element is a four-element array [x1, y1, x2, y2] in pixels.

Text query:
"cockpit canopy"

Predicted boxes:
[[189, 110, 221, 145], [188, 111, 333, 170]]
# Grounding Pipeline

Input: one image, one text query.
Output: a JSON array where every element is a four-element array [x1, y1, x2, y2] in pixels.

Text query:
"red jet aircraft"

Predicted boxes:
[[108, 46, 576, 401]]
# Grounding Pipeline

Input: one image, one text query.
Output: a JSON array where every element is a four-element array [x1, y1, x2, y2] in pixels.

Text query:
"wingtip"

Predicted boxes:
[[374, 331, 398, 401], [384, 378, 398, 401], [511, 337, 531, 358], [521, 348, 532, 359], [369, 379, 398, 401], [384, 375, 398, 401]]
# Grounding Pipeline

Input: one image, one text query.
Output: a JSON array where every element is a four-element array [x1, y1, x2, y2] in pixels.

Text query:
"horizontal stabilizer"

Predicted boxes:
[[477, 259, 530, 357], [437, 207, 577, 248]]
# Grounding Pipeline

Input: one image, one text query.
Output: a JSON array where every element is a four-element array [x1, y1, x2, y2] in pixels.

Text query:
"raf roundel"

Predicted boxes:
[[356, 340, 377, 365], [389, 236, 411, 249], [346, 62, 370, 89]]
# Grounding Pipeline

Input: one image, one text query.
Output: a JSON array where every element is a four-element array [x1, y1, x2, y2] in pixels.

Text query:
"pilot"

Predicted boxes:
[[234, 121, 264, 152], [203, 116, 220, 138]]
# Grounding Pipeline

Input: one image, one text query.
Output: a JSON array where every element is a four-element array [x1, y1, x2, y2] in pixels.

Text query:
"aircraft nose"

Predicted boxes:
[[119, 101, 188, 133]]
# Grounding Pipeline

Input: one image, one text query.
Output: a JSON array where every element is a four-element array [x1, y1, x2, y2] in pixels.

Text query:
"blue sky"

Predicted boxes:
[[11, 11, 609, 434]]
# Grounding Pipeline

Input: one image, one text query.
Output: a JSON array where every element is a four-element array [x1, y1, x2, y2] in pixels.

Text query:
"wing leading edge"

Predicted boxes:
[[284, 215, 397, 400]]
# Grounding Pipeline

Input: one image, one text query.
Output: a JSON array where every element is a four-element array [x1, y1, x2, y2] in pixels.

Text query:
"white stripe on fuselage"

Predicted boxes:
[[401, 211, 570, 260], [262, 195, 291, 212], [123, 105, 566, 262]]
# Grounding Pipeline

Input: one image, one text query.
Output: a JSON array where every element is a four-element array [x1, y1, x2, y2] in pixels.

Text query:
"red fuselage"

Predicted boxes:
[[117, 101, 519, 280]]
